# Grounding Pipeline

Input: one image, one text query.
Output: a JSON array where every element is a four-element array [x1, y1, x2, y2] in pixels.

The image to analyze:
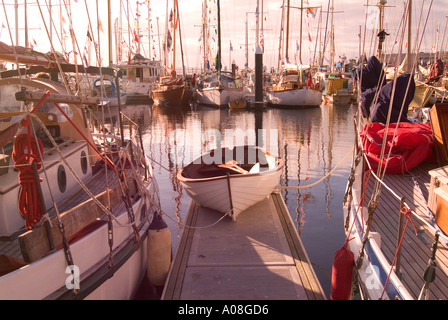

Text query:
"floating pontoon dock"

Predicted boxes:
[[161, 191, 326, 300]]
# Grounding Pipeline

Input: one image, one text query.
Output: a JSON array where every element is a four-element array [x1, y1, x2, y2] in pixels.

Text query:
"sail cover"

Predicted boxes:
[[360, 122, 436, 174]]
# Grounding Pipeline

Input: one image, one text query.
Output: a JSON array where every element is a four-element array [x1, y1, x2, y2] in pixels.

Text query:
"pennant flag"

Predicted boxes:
[[307, 7, 316, 18], [98, 19, 104, 32], [87, 31, 93, 42]]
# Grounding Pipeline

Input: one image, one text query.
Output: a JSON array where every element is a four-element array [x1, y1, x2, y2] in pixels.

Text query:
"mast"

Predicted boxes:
[[246, 12, 249, 68], [406, 0, 411, 72], [176, 0, 187, 78], [321, 0, 330, 66], [278, 0, 285, 70], [108, 0, 113, 66], [24, 0, 28, 47], [285, 0, 290, 62], [299, 0, 303, 64], [202, 0, 207, 71], [330, 0, 334, 72], [173, 0, 177, 72], [164, 0, 168, 68], [148, 1, 151, 60], [216, 0, 222, 72]]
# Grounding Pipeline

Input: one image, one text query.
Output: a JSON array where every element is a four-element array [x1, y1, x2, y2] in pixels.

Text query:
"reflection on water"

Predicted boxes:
[[121, 101, 355, 298]]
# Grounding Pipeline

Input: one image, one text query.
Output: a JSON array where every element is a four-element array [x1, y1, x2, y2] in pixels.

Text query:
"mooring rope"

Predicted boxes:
[[277, 146, 354, 190]]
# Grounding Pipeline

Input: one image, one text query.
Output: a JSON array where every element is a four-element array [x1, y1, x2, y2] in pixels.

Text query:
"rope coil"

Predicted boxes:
[[12, 133, 44, 230]]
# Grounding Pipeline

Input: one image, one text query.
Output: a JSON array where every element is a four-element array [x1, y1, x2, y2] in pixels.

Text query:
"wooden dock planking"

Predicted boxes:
[[162, 192, 326, 300], [364, 161, 448, 299]]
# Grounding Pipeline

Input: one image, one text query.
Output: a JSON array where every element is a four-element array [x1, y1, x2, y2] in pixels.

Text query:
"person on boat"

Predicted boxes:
[[192, 73, 196, 88], [306, 72, 313, 88]]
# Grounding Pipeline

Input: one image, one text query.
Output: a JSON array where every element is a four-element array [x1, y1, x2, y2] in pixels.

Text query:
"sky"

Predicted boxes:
[[0, 0, 447, 72]]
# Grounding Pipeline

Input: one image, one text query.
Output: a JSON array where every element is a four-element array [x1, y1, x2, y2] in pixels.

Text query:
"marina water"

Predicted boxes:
[[125, 101, 355, 298]]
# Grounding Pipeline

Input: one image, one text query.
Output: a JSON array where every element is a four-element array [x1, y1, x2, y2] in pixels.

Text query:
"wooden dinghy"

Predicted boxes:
[[177, 146, 284, 221]]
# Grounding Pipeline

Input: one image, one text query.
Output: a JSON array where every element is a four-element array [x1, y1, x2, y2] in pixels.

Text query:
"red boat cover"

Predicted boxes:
[[360, 122, 436, 174]]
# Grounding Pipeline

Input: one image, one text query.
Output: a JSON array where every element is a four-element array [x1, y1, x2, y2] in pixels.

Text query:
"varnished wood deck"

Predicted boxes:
[[162, 192, 326, 300], [364, 161, 448, 299]]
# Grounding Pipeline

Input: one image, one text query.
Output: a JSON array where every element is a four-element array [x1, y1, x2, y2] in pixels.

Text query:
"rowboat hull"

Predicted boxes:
[[177, 146, 284, 221], [266, 88, 322, 107]]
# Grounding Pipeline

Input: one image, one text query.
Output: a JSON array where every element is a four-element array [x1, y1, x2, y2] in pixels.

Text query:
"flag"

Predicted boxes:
[[87, 31, 93, 42], [307, 7, 316, 18], [366, 8, 379, 31], [98, 19, 104, 32], [134, 29, 139, 42], [230, 41, 233, 51]]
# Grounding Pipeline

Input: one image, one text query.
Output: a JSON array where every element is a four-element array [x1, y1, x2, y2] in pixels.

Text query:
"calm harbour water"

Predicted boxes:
[[124, 101, 355, 299]]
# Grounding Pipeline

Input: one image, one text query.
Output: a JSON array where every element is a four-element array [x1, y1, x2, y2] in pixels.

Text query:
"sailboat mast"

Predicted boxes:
[[216, 0, 222, 72], [202, 0, 207, 71], [278, 0, 285, 70], [108, 0, 113, 66], [246, 12, 249, 68], [286, 0, 290, 62], [176, 0, 187, 78], [299, 0, 303, 64], [407, 0, 411, 72], [330, 0, 334, 72], [164, 0, 168, 68], [24, 0, 28, 47], [173, 0, 177, 72]]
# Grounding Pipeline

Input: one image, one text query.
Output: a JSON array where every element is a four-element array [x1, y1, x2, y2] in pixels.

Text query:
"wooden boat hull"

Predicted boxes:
[[228, 99, 246, 109], [152, 85, 192, 106], [196, 87, 244, 107], [266, 88, 322, 107], [177, 146, 284, 221]]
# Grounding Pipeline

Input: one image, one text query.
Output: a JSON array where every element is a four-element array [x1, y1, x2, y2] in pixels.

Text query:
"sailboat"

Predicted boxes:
[[337, 0, 448, 300], [0, 2, 169, 299], [315, 0, 352, 105], [195, 0, 244, 107], [151, 0, 193, 107], [266, 0, 322, 108]]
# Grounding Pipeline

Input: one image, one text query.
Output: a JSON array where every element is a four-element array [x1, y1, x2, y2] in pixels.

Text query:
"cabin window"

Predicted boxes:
[[81, 150, 88, 174], [57, 165, 67, 193]]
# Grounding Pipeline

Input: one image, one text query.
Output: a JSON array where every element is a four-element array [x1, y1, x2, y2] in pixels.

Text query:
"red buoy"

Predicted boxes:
[[330, 244, 355, 300]]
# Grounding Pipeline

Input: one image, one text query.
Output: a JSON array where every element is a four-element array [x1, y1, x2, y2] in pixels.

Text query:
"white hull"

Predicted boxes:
[[0, 197, 151, 300], [266, 88, 322, 107], [196, 87, 244, 107], [178, 146, 284, 221], [0, 78, 161, 300], [343, 157, 414, 300]]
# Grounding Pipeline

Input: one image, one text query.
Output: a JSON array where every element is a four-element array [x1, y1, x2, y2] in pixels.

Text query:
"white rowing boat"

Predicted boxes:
[[177, 146, 284, 221]]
